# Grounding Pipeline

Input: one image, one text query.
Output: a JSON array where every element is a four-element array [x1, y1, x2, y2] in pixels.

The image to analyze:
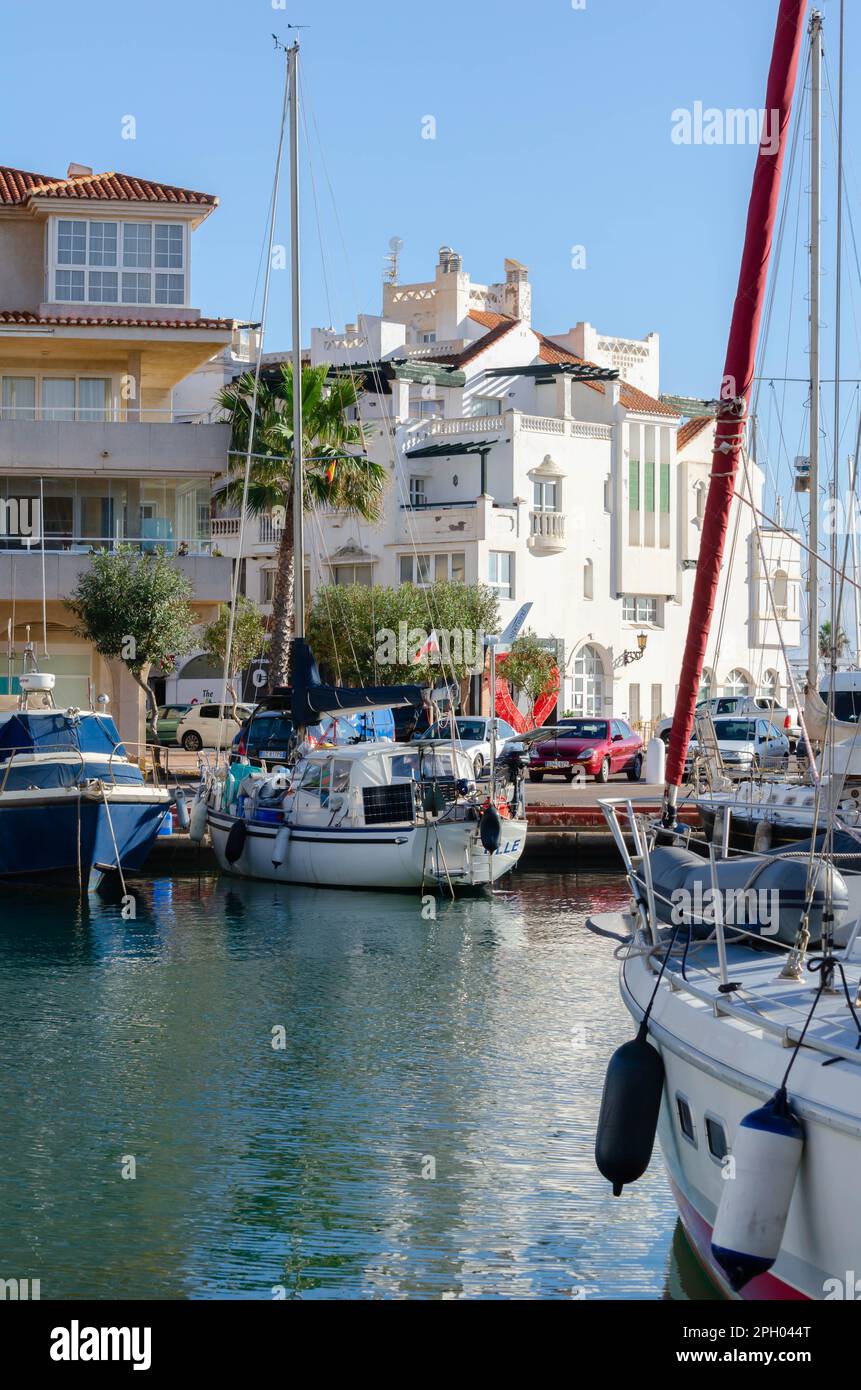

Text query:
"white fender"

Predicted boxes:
[[188, 794, 208, 844], [711, 1089, 804, 1292], [272, 823, 292, 868], [174, 788, 190, 831]]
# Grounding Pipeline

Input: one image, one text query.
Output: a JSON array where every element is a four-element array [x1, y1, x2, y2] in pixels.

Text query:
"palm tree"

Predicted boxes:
[[218, 362, 387, 689], [818, 619, 849, 662]]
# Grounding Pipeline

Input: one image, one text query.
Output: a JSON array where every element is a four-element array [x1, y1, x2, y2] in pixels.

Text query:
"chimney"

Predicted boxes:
[[503, 258, 531, 325], [66, 163, 93, 179]]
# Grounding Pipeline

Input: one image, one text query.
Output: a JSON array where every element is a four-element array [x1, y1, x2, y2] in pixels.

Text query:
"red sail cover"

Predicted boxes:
[[665, 0, 807, 796]]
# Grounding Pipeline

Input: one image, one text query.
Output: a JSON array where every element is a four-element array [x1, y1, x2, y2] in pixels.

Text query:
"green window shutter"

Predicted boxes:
[[629, 459, 640, 510], [660, 462, 670, 514], [644, 460, 655, 512]]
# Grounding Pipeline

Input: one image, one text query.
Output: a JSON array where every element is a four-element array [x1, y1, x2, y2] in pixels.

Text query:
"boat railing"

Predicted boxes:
[[0, 741, 163, 792]]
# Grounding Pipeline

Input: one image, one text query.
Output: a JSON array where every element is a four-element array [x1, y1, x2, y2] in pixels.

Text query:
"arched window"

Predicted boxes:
[[761, 669, 780, 702], [772, 569, 788, 617], [177, 653, 224, 682], [573, 644, 605, 716], [725, 668, 752, 697], [698, 667, 715, 702], [583, 557, 594, 600]]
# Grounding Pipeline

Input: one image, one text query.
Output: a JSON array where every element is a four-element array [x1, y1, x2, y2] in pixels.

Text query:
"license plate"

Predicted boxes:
[[545, 760, 568, 769], [267, 750, 287, 759]]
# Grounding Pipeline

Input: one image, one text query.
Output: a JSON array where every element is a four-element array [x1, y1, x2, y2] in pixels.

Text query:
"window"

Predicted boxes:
[[628, 683, 640, 724], [42, 379, 76, 422], [420, 332, 436, 344], [260, 568, 276, 603], [705, 1116, 728, 1162], [676, 1094, 697, 1146], [622, 596, 658, 624], [488, 551, 513, 599], [603, 475, 612, 512], [472, 396, 502, 417], [410, 393, 443, 419], [659, 461, 670, 514], [399, 552, 464, 585], [533, 480, 558, 511], [1, 377, 36, 420], [583, 557, 594, 600], [644, 458, 655, 512], [409, 477, 427, 507], [725, 668, 752, 697], [772, 569, 788, 617], [651, 684, 662, 721], [53, 219, 185, 306], [761, 669, 780, 702], [332, 563, 373, 586], [573, 645, 604, 716]]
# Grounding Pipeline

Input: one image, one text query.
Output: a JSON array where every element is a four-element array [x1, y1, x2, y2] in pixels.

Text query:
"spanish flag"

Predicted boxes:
[[325, 459, 337, 484]]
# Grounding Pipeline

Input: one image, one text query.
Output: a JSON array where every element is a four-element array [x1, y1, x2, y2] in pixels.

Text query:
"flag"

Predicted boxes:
[[413, 630, 441, 664], [325, 459, 337, 484]]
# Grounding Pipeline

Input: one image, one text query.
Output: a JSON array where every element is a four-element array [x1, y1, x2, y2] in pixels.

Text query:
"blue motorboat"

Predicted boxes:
[[0, 672, 171, 891]]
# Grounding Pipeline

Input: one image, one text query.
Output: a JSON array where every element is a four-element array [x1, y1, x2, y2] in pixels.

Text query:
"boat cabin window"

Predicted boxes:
[[705, 1115, 728, 1162], [676, 1094, 697, 1146], [299, 763, 323, 798], [824, 688, 861, 723], [331, 759, 351, 794]]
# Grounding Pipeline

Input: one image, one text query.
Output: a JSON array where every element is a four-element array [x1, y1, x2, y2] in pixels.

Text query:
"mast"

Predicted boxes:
[[807, 10, 822, 690], [663, 0, 807, 822], [289, 41, 305, 646]]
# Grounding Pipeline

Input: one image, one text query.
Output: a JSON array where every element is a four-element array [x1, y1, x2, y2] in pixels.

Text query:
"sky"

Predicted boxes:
[[2, 0, 860, 505]]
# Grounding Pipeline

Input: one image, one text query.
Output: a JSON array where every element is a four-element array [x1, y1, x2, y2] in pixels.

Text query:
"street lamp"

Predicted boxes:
[[614, 630, 648, 669]]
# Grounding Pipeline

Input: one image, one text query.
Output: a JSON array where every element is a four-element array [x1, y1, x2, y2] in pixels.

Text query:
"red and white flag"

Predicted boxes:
[[413, 629, 441, 664]]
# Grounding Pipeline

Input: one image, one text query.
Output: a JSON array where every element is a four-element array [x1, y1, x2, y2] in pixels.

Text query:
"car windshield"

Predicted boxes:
[[714, 720, 757, 742], [426, 719, 485, 741], [247, 714, 294, 746], [555, 720, 608, 740]]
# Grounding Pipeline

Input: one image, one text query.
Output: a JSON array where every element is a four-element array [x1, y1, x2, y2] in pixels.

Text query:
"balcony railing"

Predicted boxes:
[[0, 533, 216, 556], [211, 514, 284, 545], [528, 509, 566, 550], [0, 407, 218, 424]]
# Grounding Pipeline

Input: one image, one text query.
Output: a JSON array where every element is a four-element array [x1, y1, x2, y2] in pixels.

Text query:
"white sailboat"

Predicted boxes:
[[199, 40, 528, 894], [593, 0, 861, 1301]]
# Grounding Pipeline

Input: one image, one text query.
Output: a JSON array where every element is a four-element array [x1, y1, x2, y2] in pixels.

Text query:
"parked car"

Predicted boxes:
[[146, 703, 191, 746], [657, 695, 800, 750], [529, 717, 643, 784], [687, 716, 790, 774], [414, 715, 522, 778], [176, 702, 255, 752], [393, 704, 433, 742]]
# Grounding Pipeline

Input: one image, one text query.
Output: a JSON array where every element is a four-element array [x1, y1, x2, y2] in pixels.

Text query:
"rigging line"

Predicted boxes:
[[216, 46, 291, 757]]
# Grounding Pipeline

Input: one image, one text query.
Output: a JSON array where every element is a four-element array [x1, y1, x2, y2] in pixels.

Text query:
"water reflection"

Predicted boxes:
[[0, 872, 686, 1300]]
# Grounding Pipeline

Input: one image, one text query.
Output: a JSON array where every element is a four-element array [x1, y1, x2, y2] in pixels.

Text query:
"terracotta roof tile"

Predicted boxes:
[[0, 165, 217, 207], [537, 332, 677, 417], [676, 415, 714, 451], [432, 313, 519, 367], [467, 309, 512, 330], [0, 310, 232, 331]]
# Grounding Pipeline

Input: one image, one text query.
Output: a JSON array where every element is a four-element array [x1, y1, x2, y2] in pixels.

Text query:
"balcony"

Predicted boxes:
[[0, 548, 232, 603], [396, 501, 479, 544], [527, 509, 566, 552], [211, 513, 284, 550], [0, 415, 229, 478]]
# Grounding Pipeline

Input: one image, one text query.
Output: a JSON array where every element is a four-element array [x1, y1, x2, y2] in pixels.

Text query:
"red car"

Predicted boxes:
[[529, 717, 643, 784]]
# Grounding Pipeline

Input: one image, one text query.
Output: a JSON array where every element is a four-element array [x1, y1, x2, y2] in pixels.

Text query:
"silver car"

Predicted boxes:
[[687, 716, 791, 773]]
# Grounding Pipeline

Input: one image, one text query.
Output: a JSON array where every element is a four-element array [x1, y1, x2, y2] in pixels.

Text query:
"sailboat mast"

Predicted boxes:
[[289, 41, 305, 643], [807, 9, 822, 690], [662, 0, 807, 821]]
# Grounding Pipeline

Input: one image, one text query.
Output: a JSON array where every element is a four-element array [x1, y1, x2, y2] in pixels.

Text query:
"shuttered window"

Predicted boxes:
[[660, 462, 670, 514], [644, 460, 655, 512]]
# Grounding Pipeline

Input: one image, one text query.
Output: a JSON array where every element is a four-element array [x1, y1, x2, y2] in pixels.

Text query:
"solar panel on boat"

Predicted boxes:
[[362, 783, 415, 825]]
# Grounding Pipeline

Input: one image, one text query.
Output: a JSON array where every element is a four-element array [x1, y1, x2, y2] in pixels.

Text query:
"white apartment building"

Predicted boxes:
[[210, 248, 801, 724]]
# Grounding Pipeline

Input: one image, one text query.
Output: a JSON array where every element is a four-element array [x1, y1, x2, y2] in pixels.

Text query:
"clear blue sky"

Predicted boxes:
[[2, 0, 857, 440]]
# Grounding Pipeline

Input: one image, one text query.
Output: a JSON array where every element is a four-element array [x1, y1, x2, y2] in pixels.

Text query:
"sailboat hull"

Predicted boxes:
[[0, 788, 171, 890], [207, 808, 527, 891]]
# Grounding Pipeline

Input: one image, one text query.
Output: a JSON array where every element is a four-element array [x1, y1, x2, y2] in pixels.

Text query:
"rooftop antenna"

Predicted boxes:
[[273, 26, 309, 52], [384, 236, 404, 284]]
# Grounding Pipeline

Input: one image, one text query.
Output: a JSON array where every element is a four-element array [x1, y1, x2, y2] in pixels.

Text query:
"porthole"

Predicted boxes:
[[705, 1114, 728, 1162], [676, 1093, 697, 1147]]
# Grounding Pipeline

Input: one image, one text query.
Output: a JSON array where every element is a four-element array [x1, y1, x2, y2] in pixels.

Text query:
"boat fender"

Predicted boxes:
[[711, 1087, 804, 1292], [595, 1021, 665, 1195], [479, 803, 502, 853], [224, 818, 248, 865], [188, 795, 208, 844], [753, 819, 772, 853], [174, 788, 190, 831], [272, 823, 292, 868]]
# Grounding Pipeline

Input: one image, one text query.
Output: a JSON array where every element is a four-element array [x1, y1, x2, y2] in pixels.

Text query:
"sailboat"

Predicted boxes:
[[199, 40, 528, 893], [593, 0, 861, 1300], [0, 640, 172, 892]]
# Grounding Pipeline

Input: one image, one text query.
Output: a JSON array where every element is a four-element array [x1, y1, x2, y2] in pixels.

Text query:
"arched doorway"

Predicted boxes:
[[572, 644, 605, 716]]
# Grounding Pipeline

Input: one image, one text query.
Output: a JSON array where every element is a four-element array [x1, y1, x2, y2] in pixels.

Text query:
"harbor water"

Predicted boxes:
[[0, 871, 717, 1300]]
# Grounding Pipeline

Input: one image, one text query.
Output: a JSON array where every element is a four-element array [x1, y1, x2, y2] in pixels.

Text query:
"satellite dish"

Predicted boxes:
[[389, 236, 404, 252]]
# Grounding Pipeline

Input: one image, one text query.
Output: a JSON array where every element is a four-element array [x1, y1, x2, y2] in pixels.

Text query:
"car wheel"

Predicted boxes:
[[473, 754, 484, 778], [182, 731, 203, 752], [528, 771, 543, 783], [595, 756, 610, 784], [626, 755, 643, 782]]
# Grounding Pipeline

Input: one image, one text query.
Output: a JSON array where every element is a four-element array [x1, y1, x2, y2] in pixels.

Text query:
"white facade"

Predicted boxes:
[[208, 248, 801, 725]]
